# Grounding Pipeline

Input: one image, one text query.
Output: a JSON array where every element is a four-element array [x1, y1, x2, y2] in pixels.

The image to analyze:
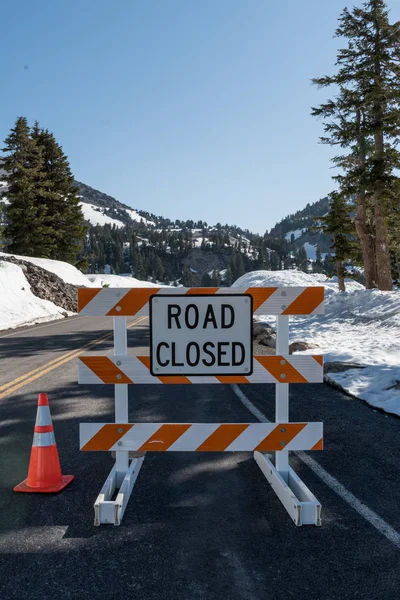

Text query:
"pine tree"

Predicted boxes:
[[236, 252, 245, 278], [270, 251, 279, 271], [2, 117, 51, 256], [314, 245, 324, 274], [182, 266, 193, 286], [224, 266, 233, 286], [312, 0, 400, 290], [315, 192, 359, 291], [210, 266, 221, 286], [201, 272, 212, 286], [297, 247, 308, 273], [31, 126, 87, 264]]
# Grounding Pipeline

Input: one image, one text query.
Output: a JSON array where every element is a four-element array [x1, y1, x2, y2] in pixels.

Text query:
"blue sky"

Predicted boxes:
[[2, 1, 400, 233]]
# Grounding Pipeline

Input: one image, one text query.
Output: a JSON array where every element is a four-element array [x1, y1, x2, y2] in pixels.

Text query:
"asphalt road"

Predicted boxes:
[[0, 315, 399, 600]]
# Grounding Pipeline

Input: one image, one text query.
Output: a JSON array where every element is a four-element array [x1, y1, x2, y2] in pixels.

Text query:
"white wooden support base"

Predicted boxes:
[[94, 457, 144, 526], [254, 452, 321, 526]]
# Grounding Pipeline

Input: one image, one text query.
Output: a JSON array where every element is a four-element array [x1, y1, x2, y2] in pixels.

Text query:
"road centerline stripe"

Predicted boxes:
[[231, 384, 400, 549], [0, 316, 147, 400]]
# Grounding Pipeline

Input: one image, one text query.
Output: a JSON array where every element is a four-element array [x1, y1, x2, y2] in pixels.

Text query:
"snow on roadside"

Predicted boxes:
[[233, 270, 400, 417], [0, 262, 69, 330], [85, 274, 165, 288], [325, 366, 400, 416], [0, 252, 96, 287]]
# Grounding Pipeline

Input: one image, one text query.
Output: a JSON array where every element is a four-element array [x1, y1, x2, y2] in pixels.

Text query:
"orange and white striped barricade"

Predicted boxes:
[[77, 286, 324, 526]]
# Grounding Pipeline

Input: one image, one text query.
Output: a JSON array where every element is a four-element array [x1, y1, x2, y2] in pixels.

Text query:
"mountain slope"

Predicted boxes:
[[1, 156, 334, 278], [268, 196, 332, 255]]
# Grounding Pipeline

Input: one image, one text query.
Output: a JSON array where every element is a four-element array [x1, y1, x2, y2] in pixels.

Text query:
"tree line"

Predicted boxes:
[[312, 0, 400, 291]]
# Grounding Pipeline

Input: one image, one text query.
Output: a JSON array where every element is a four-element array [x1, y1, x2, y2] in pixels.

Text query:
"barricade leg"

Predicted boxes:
[[254, 315, 322, 526], [93, 316, 145, 525]]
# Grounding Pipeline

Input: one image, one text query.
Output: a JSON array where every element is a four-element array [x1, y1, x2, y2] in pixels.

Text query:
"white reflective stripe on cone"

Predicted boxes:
[[33, 432, 56, 447], [35, 405, 52, 427]]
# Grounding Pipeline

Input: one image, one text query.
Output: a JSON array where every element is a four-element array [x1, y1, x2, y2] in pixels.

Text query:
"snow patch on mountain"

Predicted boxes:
[[125, 208, 155, 227], [80, 202, 124, 228], [285, 228, 307, 241]]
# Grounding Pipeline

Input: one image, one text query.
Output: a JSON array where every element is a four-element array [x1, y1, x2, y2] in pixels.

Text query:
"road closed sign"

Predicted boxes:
[[150, 294, 253, 376]]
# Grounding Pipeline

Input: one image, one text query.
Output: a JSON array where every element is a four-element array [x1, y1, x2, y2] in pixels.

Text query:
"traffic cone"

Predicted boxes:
[[14, 393, 74, 493]]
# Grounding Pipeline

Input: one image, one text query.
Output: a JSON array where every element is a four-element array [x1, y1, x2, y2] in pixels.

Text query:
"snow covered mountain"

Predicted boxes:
[[75, 180, 155, 228], [0, 157, 333, 277], [268, 196, 333, 258]]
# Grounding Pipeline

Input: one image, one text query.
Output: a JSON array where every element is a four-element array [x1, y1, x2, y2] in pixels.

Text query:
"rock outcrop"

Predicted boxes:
[[0, 256, 80, 312]]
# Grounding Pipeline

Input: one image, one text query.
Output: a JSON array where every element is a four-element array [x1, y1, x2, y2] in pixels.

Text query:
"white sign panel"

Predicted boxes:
[[150, 294, 253, 376]]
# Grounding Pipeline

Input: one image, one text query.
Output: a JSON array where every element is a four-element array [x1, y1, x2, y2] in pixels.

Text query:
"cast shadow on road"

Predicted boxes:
[[0, 380, 279, 543], [0, 327, 150, 359]]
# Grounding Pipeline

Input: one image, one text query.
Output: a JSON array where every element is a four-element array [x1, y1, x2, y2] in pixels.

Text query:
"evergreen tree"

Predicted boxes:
[[270, 251, 279, 271], [210, 266, 221, 286], [312, 0, 400, 290], [201, 272, 212, 286], [224, 265, 233, 286], [2, 117, 51, 256], [152, 256, 165, 282], [297, 246, 308, 273], [182, 266, 193, 286], [314, 192, 359, 291], [314, 244, 324, 274], [31, 126, 86, 264], [235, 252, 245, 278]]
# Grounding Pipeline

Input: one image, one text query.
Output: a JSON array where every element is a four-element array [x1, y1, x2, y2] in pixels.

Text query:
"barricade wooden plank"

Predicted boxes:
[[77, 286, 324, 317], [80, 422, 323, 452], [78, 354, 324, 385]]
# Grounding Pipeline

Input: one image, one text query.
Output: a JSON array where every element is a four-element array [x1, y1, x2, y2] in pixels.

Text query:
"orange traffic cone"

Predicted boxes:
[[14, 393, 74, 493]]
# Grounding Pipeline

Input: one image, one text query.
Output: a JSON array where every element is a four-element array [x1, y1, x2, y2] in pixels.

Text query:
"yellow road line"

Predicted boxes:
[[0, 316, 147, 400]]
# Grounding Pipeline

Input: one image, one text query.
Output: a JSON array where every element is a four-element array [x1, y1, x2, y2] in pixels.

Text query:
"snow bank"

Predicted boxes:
[[233, 270, 400, 416], [85, 274, 164, 288], [0, 262, 68, 330], [326, 366, 400, 416], [233, 269, 364, 294], [0, 252, 94, 287]]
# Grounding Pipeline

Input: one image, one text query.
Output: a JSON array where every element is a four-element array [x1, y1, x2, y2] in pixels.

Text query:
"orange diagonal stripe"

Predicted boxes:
[[77, 288, 101, 312], [255, 356, 308, 383], [138, 355, 151, 369], [196, 424, 249, 451], [216, 376, 249, 384], [311, 438, 324, 451], [82, 424, 133, 451], [79, 356, 133, 383], [185, 287, 219, 295], [138, 424, 191, 451], [255, 423, 307, 452], [158, 376, 192, 384], [107, 288, 161, 316], [313, 355, 324, 366], [282, 287, 324, 315], [245, 287, 277, 312]]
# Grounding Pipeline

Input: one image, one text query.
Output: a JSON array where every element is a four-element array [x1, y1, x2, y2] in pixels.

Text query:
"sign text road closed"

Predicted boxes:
[[150, 294, 253, 376]]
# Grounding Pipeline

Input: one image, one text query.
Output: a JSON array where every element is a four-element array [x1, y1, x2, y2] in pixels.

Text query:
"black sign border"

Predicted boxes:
[[149, 293, 254, 377]]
